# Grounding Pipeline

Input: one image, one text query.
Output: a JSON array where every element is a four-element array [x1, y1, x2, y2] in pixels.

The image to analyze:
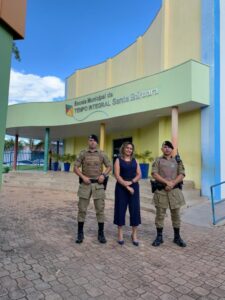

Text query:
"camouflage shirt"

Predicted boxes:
[[74, 148, 111, 178], [151, 156, 185, 180]]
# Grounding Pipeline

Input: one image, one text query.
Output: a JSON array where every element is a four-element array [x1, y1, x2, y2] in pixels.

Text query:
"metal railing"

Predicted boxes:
[[3, 151, 44, 167], [210, 181, 225, 225]]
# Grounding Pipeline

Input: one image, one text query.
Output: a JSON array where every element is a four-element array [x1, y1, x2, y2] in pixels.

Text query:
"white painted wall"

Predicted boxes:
[[220, 0, 225, 198]]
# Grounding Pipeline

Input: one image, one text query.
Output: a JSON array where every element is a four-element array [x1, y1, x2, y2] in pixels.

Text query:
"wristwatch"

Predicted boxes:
[[101, 173, 107, 178]]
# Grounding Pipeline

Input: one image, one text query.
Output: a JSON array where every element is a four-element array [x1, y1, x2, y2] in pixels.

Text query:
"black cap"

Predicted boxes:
[[88, 134, 98, 143], [162, 140, 174, 149]]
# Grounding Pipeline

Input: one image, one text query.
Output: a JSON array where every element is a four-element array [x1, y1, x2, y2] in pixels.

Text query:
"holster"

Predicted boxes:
[[150, 180, 166, 193]]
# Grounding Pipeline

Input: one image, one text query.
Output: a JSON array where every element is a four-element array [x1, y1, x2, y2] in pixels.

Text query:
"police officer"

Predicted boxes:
[[74, 134, 112, 244], [151, 141, 186, 247]]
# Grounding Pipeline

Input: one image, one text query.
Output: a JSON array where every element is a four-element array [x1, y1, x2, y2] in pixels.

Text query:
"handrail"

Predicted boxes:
[[210, 181, 225, 189], [210, 181, 225, 225]]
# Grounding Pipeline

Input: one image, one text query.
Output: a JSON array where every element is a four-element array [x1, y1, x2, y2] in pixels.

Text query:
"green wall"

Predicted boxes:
[[6, 60, 209, 129], [0, 25, 13, 185]]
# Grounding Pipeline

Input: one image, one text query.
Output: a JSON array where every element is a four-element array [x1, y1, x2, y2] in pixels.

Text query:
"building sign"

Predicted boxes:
[[63, 60, 209, 123], [65, 88, 159, 120]]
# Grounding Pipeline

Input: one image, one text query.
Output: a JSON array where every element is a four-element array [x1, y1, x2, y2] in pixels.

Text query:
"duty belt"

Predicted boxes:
[[79, 177, 98, 184], [90, 179, 99, 183], [79, 176, 109, 190], [150, 180, 183, 193]]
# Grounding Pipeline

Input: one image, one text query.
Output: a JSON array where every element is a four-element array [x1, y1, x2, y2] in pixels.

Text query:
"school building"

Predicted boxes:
[[0, 0, 26, 187], [4, 0, 225, 198]]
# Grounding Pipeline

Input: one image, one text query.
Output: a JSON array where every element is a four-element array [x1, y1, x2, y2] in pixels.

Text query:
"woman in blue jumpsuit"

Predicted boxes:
[[114, 142, 142, 246]]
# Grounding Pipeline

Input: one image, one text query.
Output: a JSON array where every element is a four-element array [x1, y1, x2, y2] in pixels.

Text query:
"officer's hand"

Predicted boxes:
[[83, 176, 91, 184], [165, 186, 172, 191], [98, 175, 105, 184], [166, 181, 174, 188]]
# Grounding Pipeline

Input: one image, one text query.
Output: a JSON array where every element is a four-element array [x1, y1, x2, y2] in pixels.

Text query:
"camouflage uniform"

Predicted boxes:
[[152, 156, 185, 228], [75, 148, 111, 223]]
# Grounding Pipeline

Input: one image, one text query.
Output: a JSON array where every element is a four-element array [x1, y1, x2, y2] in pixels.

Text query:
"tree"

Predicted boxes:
[[4, 138, 24, 151], [12, 42, 21, 61], [24, 139, 44, 151], [4, 138, 15, 151], [34, 140, 44, 151]]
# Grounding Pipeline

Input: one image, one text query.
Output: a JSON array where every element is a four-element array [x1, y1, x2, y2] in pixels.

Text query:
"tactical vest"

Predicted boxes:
[[81, 150, 104, 178], [158, 157, 179, 181]]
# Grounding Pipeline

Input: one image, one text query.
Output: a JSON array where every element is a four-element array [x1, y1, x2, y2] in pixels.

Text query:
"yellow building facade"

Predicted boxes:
[[64, 0, 204, 188], [9, 0, 222, 197]]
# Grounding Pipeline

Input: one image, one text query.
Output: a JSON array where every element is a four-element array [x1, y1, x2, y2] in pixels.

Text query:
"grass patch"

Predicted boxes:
[[4, 165, 44, 171], [16, 165, 43, 171]]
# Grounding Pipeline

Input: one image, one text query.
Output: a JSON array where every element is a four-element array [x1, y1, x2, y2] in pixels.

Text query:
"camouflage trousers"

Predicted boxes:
[[77, 183, 105, 223], [155, 207, 181, 228], [153, 188, 185, 228]]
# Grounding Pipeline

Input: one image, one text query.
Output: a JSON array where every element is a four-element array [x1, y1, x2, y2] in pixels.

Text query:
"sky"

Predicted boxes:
[[9, 0, 162, 105]]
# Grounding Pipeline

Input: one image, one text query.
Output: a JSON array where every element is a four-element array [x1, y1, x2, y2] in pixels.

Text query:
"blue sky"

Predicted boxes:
[[9, 0, 162, 105]]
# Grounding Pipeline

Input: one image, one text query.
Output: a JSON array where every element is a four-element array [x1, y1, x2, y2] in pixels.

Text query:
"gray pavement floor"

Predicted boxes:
[[0, 179, 225, 299]]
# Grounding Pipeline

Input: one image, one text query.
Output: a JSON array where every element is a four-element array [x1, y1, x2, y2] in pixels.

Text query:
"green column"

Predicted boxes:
[[43, 128, 50, 172], [0, 26, 13, 188]]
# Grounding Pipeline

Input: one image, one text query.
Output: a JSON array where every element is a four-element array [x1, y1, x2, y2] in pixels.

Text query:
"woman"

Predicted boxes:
[[114, 142, 142, 246]]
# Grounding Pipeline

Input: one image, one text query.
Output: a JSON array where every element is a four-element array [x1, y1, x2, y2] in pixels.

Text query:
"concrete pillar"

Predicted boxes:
[[158, 118, 167, 155], [171, 106, 178, 155], [44, 128, 50, 172], [13, 134, 19, 171], [100, 123, 106, 151]]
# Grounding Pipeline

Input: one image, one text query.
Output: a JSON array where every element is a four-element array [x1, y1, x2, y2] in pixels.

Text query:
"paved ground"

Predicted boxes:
[[0, 184, 225, 300]]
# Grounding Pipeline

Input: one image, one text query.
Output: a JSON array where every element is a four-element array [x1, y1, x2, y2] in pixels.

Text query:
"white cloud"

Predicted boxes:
[[9, 69, 65, 105]]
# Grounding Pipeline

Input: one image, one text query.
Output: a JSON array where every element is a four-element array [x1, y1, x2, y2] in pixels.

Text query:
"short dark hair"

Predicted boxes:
[[162, 140, 174, 149], [88, 134, 98, 143]]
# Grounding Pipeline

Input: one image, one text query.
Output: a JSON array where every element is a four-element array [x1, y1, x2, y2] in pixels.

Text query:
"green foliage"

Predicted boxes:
[[4, 139, 14, 151], [135, 150, 154, 163], [25, 139, 35, 150], [51, 152, 61, 162], [16, 165, 43, 171], [24, 139, 44, 151], [34, 140, 44, 150], [3, 166, 10, 173], [4, 138, 24, 151], [12, 42, 21, 61], [61, 153, 76, 163]]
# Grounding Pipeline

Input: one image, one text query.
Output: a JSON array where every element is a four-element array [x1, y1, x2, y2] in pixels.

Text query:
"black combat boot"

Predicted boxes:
[[152, 227, 164, 246], [98, 223, 107, 244], [173, 228, 186, 247], [76, 222, 84, 244]]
